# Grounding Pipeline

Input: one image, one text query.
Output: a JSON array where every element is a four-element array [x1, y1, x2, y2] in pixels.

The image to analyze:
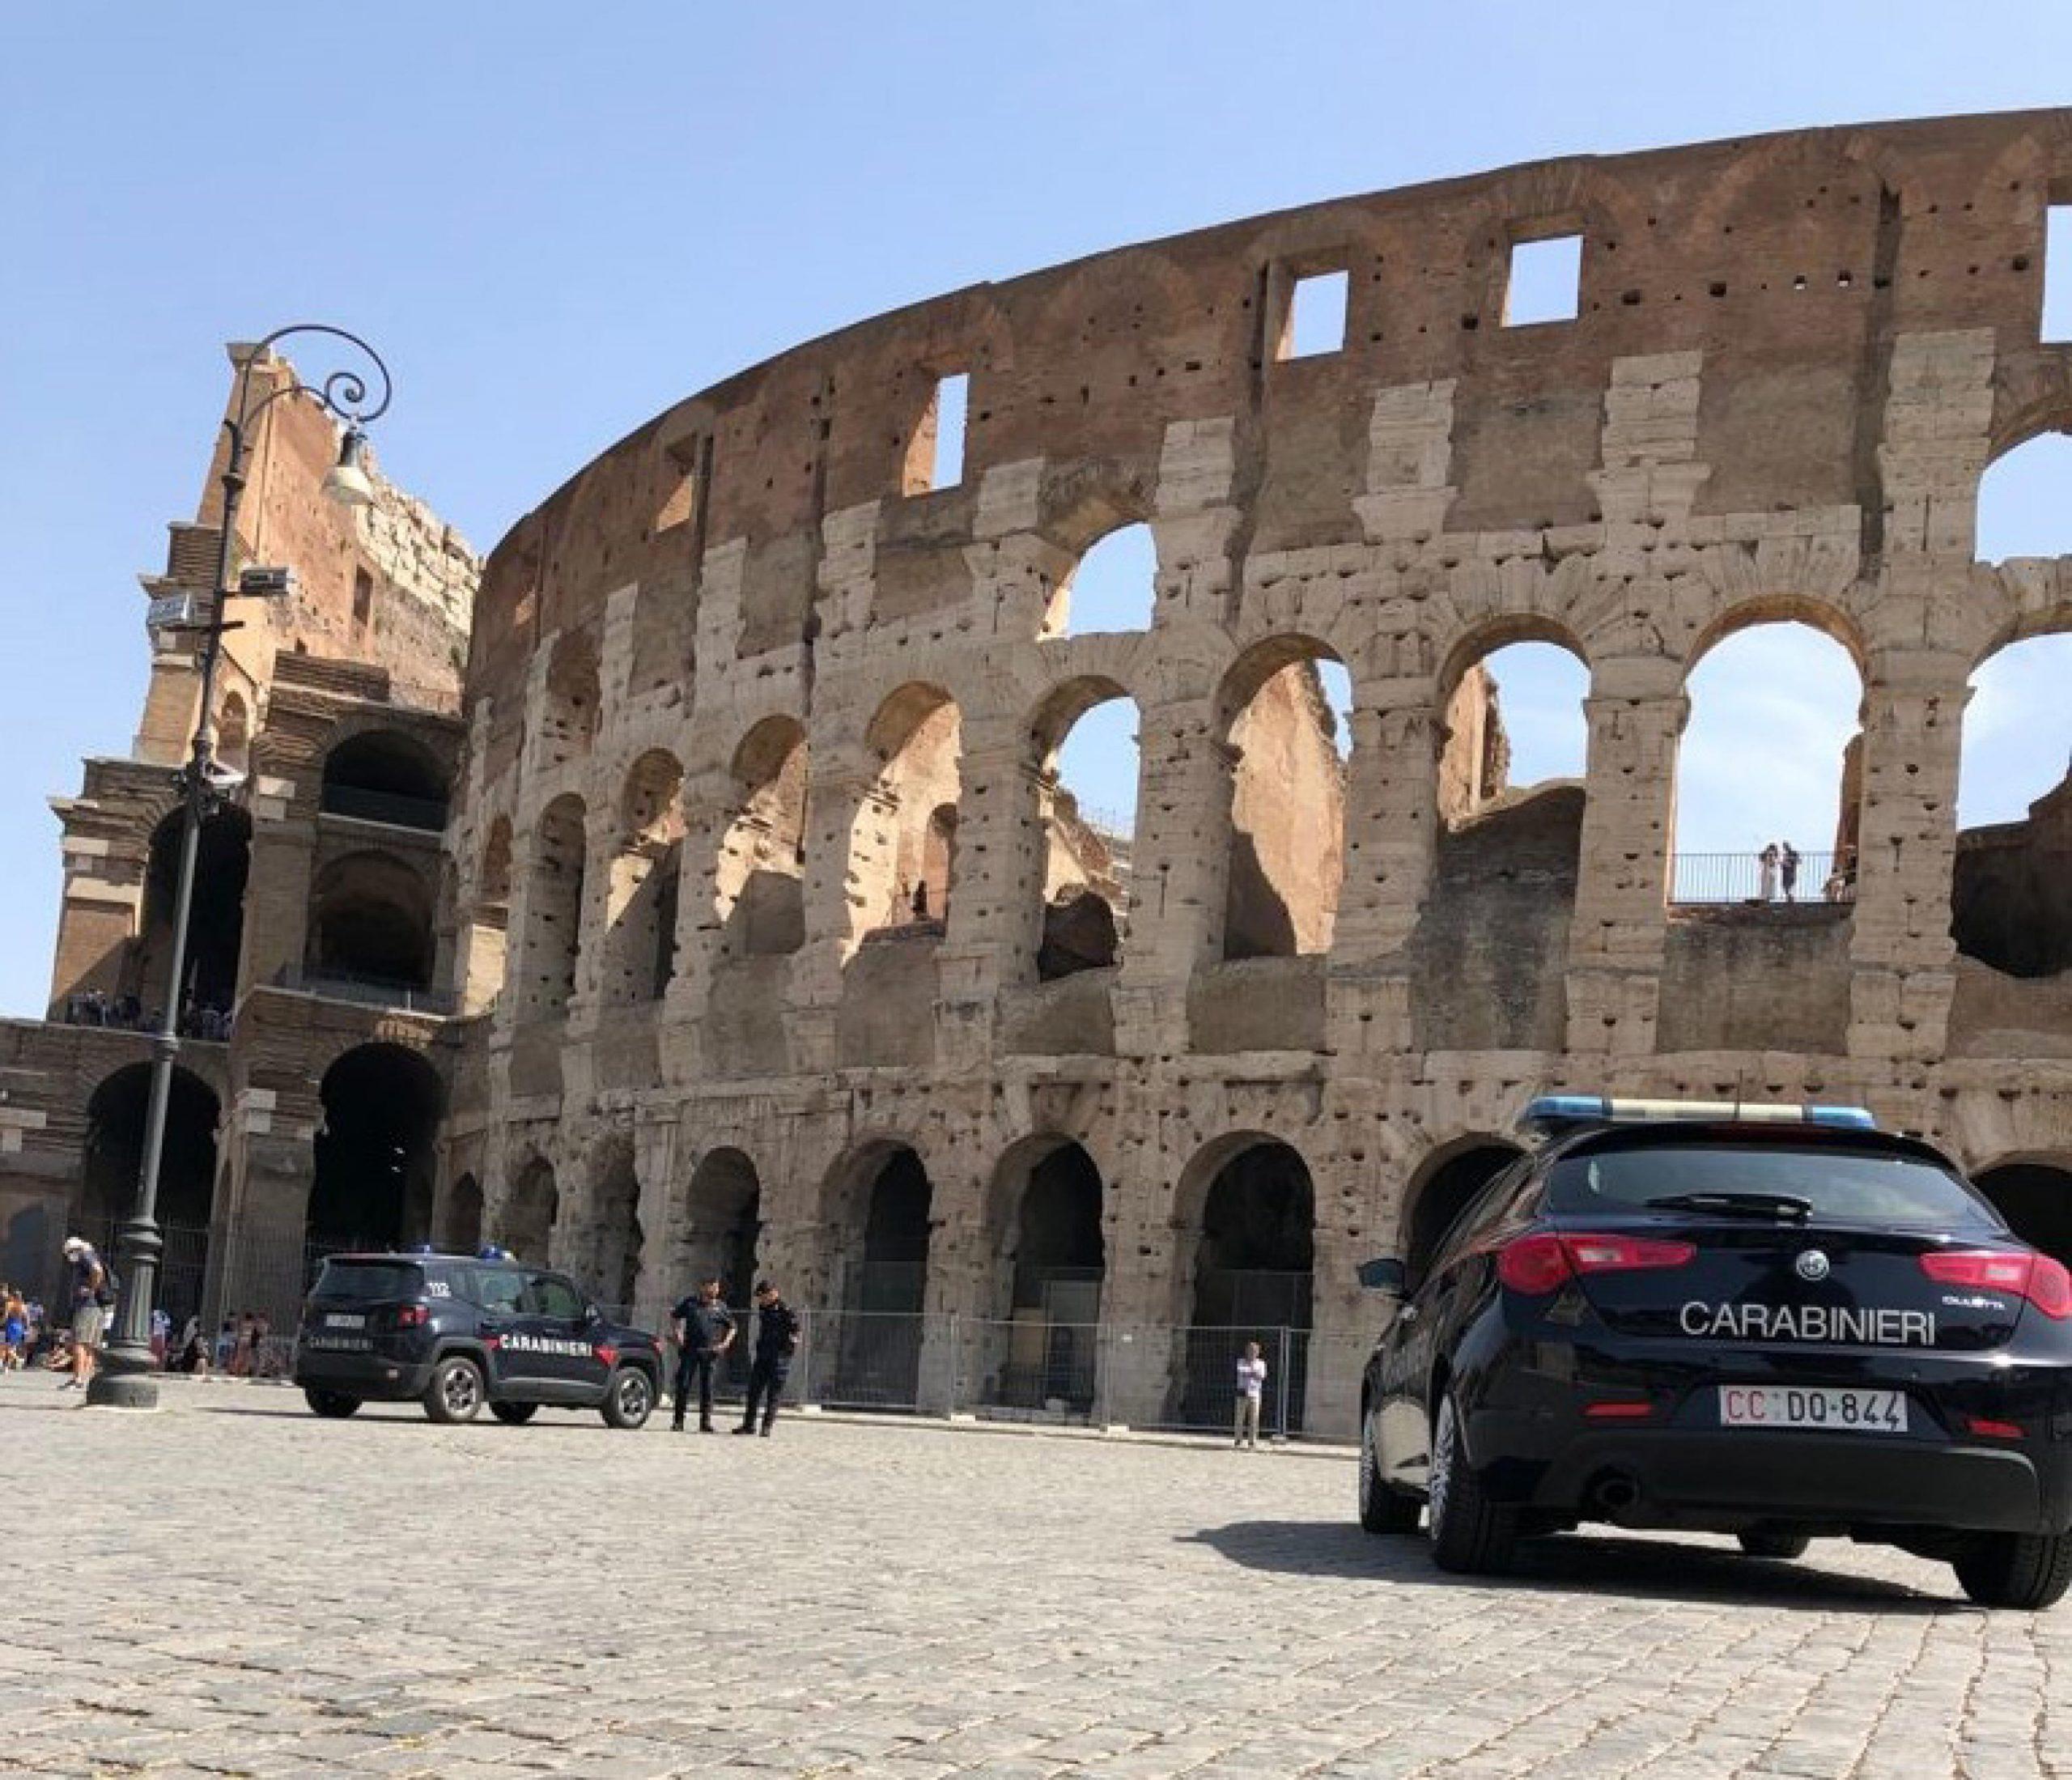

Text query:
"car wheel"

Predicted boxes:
[[423, 1356, 485, 1424], [1737, 1528, 1811, 1560], [1427, 1392, 1515, 1574], [601, 1366, 654, 1430], [1359, 1406, 1420, 1534], [303, 1388, 361, 1419], [490, 1401, 538, 1426], [1952, 1532, 2072, 1610]]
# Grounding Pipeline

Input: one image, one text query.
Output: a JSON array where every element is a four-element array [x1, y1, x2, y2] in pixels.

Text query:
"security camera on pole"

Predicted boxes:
[[88, 325, 392, 1410]]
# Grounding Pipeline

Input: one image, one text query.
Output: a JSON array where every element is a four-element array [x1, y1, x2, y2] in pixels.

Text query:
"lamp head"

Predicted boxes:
[[321, 427, 376, 508]]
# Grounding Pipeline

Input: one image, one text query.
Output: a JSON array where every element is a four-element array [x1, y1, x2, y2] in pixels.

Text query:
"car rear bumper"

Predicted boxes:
[[293, 1345, 435, 1401]]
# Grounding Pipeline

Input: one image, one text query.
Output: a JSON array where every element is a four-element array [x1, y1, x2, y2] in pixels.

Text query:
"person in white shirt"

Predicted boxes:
[[1233, 1340, 1267, 1449]]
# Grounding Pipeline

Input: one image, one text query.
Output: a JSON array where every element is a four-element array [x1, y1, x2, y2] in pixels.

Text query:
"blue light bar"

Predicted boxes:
[[1519, 1096, 1878, 1135]]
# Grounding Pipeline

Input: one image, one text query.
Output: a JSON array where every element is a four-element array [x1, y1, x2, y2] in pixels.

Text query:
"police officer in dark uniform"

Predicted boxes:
[[733, 1280, 800, 1437], [669, 1277, 737, 1433]]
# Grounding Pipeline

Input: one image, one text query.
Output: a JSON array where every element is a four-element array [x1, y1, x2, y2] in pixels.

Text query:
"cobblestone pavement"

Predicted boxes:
[[5, 1371, 2070, 1778]]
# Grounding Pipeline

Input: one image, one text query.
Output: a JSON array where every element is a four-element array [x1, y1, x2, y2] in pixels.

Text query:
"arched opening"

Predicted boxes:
[[305, 851, 435, 992], [503, 1157, 558, 1264], [1951, 635, 2072, 977], [80, 1064, 218, 1322], [1671, 616, 1864, 904], [132, 805, 249, 1024], [1036, 681, 1138, 980], [441, 1174, 483, 1254], [520, 795, 587, 1019], [1180, 1136, 1314, 1430], [676, 1147, 762, 1313], [216, 691, 251, 775], [308, 1043, 443, 1255], [718, 717, 808, 957], [987, 1138, 1105, 1412], [1437, 637, 1588, 827], [1217, 640, 1347, 959], [575, 1139, 642, 1313], [1051, 523, 1156, 637], [851, 686, 962, 947], [541, 630, 601, 759], [320, 731, 449, 831], [825, 1143, 934, 1406], [1400, 1139, 1526, 1292], [1973, 1162, 2072, 1266], [1976, 432, 2072, 566], [465, 815, 513, 1013], [601, 750, 685, 1006]]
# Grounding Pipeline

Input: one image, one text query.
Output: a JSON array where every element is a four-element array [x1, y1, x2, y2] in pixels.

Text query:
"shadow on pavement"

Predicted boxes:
[[1184, 1518, 1957, 1613]]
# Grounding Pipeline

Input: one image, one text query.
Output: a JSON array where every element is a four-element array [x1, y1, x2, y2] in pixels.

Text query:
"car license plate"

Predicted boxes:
[[305, 1334, 370, 1352], [1718, 1386, 1906, 1433], [325, 1313, 365, 1329]]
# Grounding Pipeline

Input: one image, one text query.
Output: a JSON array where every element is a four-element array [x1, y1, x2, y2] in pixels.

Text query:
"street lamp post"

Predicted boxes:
[[88, 325, 392, 1409]]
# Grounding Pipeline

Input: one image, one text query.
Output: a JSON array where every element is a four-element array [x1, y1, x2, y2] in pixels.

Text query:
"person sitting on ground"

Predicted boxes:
[[171, 1314, 208, 1377]]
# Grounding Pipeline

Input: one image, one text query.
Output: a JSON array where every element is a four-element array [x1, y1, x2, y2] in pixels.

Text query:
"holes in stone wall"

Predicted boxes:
[[522, 794, 588, 1018], [1503, 234, 1582, 326]]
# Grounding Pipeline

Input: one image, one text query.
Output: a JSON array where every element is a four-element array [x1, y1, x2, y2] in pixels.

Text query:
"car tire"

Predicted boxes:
[[1427, 1392, 1516, 1574], [1737, 1529, 1811, 1560], [601, 1366, 655, 1430], [423, 1356, 485, 1425], [490, 1401, 538, 1426], [1951, 1532, 2072, 1610], [303, 1389, 361, 1419], [1359, 1406, 1420, 1534]]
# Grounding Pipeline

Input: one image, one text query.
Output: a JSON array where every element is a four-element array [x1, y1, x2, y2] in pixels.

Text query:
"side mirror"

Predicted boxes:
[[1357, 1257, 1408, 1297]]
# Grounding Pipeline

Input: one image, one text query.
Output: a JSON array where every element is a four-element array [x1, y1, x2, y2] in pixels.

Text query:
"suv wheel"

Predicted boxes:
[[1952, 1532, 2072, 1609], [1738, 1528, 1811, 1560], [1359, 1406, 1420, 1534], [423, 1355, 485, 1424], [490, 1401, 538, 1426], [601, 1366, 654, 1430], [1428, 1392, 1516, 1574], [304, 1389, 360, 1419]]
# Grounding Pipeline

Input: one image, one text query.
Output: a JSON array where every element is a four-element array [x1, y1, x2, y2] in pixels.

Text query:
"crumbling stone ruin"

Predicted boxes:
[[11, 113, 2072, 1436]]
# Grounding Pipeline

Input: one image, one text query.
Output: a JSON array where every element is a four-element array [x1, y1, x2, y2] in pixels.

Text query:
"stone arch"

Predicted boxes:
[[320, 729, 450, 831], [1399, 1136, 1526, 1291], [1213, 636, 1348, 959], [1433, 620, 1590, 829], [1049, 520, 1158, 639], [981, 1135, 1106, 1412], [1025, 674, 1138, 980], [306, 850, 436, 991], [79, 1064, 219, 1322], [572, 1134, 643, 1312], [850, 684, 962, 946], [1972, 1158, 2072, 1267], [441, 1174, 483, 1254], [465, 814, 513, 1012], [671, 1147, 762, 1311], [503, 1155, 559, 1264], [820, 1137, 936, 1405], [131, 804, 250, 1021], [308, 1043, 444, 1253], [719, 716, 809, 956], [600, 748, 685, 1006], [519, 794, 587, 1018]]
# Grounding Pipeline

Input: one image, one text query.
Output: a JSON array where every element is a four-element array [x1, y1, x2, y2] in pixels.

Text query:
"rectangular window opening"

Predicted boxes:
[[351, 568, 372, 629], [656, 438, 699, 533], [1504, 234, 1583, 327], [921, 372, 969, 491], [2046, 206, 2072, 343], [1282, 269, 1348, 359]]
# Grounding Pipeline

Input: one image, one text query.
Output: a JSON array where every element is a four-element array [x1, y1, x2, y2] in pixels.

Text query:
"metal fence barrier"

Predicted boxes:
[[1669, 849, 1848, 905]]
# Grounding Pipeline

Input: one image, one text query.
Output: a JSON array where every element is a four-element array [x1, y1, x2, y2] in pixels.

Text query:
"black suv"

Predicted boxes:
[[293, 1252, 664, 1430], [1358, 1098, 2072, 1609]]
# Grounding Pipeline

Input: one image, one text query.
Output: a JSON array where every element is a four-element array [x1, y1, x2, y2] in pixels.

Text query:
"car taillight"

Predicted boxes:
[[394, 1304, 430, 1328], [1495, 1231, 1696, 1295], [1918, 1250, 2072, 1319]]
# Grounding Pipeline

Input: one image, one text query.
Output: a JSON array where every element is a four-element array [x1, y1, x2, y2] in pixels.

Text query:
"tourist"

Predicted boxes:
[[230, 1311, 258, 1378], [59, 1235, 113, 1391], [1, 1282, 25, 1370], [172, 1314, 208, 1376], [1233, 1340, 1267, 1450], [213, 1318, 238, 1373], [1757, 842, 1780, 902], [1780, 841, 1801, 903], [670, 1276, 737, 1433], [734, 1280, 801, 1438], [150, 1306, 171, 1367], [252, 1311, 274, 1376]]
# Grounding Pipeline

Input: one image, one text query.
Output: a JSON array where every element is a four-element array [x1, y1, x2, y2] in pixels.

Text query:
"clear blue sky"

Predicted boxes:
[[4, 2, 2070, 1013]]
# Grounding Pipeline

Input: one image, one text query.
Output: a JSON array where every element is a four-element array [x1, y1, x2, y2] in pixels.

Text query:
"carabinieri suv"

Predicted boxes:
[[294, 1251, 664, 1430], [1357, 1098, 2072, 1609]]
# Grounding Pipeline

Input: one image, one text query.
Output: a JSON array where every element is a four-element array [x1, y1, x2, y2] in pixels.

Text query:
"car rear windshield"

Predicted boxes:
[[1543, 1142, 2003, 1230], [309, 1260, 425, 1303]]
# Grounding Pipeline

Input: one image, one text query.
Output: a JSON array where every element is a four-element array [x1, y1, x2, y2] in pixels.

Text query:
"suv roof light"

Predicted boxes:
[[1518, 1095, 1877, 1136]]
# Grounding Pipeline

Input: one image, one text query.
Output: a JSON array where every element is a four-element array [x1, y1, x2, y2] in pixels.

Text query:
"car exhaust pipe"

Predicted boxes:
[[1590, 1472, 1643, 1521]]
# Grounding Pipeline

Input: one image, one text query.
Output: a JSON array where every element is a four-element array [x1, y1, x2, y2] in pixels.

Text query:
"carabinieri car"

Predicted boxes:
[[1357, 1098, 2072, 1608]]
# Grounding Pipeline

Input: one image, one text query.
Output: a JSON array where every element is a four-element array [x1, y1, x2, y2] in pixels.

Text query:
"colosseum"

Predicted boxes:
[[11, 109, 2072, 1438]]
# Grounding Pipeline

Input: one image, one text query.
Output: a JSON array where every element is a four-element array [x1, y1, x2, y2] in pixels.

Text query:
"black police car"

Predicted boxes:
[[293, 1251, 664, 1430], [1357, 1098, 2072, 1609]]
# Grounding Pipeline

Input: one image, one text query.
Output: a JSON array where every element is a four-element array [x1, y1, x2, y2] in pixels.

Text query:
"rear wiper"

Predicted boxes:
[[1646, 1192, 1815, 1221]]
